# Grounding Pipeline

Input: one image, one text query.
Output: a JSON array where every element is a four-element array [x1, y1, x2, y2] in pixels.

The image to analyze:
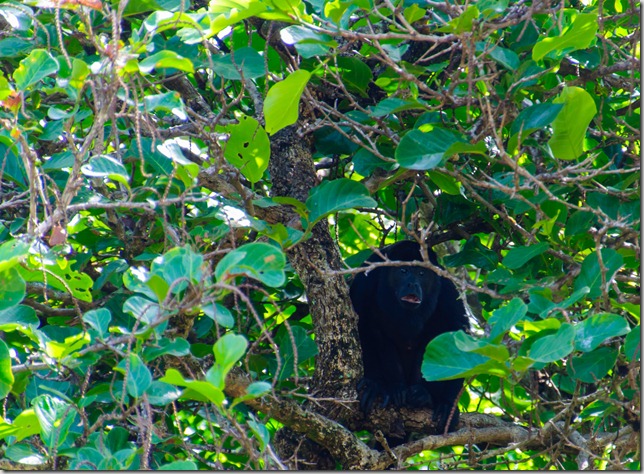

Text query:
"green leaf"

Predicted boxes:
[[574, 248, 624, 299], [488, 298, 528, 343], [568, 346, 617, 383], [306, 178, 376, 225], [123, 296, 160, 325], [44, 331, 90, 360], [335, 56, 373, 94], [0, 409, 40, 441], [139, 51, 194, 74], [565, 210, 596, 237], [275, 326, 318, 380], [511, 103, 564, 136], [508, 103, 563, 151], [533, 13, 598, 62], [454, 331, 510, 361], [212, 47, 266, 79], [223, 115, 271, 183], [280, 25, 336, 58], [0, 267, 26, 311], [4, 444, 46, 466], [145, 381, 182, 406], [476, 42, 519, 70], [0, 339, 14, 399], [82, 308, 111, 339], [160, 369, 225, 405], [143, 338, 190, 361], [159, 460, 198, 470], [151, 246, 204, 294], [203, 303, 235, 328], [264, 69, 311, 135], [528, 286, 590, 318], [574, 313, 630, 352], [209, 0, 270, 36], [81, 155, 131, 188], [422, 331, 508, 380], [143, 91, 187, 120], [443, 236, 498, 271], [428, 170, 461, 195], [33, 394, 77, 449], [503, 242, 549, 269], [369, 97, 425, 117], [0, 239, 29, 272], [215, 242, 287, 287], [395, 128, 465, 170], [624, 326, 640, 362], [528, 323, 575, 363], [213, 333, 248, 375], [436, 5, 480, 33], [13, 49, 59, 90], [116, 354, 153, 398], [0, 305, 38, 331], [548, 86, 597, 160], [245, 381, 272, 398]]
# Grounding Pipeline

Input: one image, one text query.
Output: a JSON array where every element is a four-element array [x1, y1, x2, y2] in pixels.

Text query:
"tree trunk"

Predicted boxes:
[[268, 127, 363, 467]]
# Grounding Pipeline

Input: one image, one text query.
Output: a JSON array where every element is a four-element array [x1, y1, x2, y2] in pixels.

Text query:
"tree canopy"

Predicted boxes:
[[0, 0, 640, 470]]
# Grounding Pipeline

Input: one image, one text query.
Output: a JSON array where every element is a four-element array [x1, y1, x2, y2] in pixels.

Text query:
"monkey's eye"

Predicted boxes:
[[400, 268, 407, 274], [418, 271, 424, 276]]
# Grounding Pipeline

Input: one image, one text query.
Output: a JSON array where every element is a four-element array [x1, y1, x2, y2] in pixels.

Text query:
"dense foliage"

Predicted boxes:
[[0, 0, 639, 469]]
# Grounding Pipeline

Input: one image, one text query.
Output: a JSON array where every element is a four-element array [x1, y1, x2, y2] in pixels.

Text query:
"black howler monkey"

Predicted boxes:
[[349, 240, 469, 433]]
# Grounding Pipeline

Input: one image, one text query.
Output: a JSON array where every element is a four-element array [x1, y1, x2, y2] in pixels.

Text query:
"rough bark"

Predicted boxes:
[[266, 126, 363, 468], [268, 126, 363, 405]]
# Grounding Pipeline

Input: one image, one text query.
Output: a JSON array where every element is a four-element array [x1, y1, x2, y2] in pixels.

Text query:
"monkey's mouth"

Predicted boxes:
[[401, 294, 421, 304]]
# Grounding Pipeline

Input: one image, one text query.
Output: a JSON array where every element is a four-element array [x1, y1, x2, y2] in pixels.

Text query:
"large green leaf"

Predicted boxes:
[[395, 128, 464, 170], [215, 242, 286, 287], [223, 115, 271, 183], [13, 49, 59, 90], [0, 239, 30, 272], [82, 308, 111, 339], [0, 267, 25, 311], [0, 305, 39, 331], [508, 103, 563, 151], [139, 51, 194, 74], [151, 246, 204, 295], [116, 354, 153, 398], [568, 346, 617, 383], [488, 298, 528, 343], [548, 86, 597, 160], [0, 339, 13, 399], [574, 313, 630, 353], [306, 178, 376, 225], [19, 259, 93, 302], [33, 395, 77, 450], [213, 333, 248, 377], [212, 47, 266, 79], [574, 248, 624, 299], [624, 326, 640, 362], [275, 326, 318, 380], [280, 25, 337, 58], [422, 331, 508, 380], [528, 323, 575, 363], [160, 368, 225, 406], [264, 69, 311, 135], [454, 331, 510, 361], [503, 242, 549, 269], [0, 409, 40, 441], [81, 155, 130, 188], [143, 92, 187, 120], [533, 13, 598, 62]]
